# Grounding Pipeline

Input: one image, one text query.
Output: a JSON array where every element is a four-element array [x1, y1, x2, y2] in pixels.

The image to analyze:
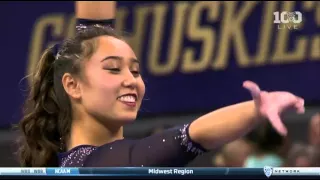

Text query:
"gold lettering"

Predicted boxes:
[[181, 2, 219, 73], [27, 14, 65, 83], [271, 2, 307, 64], [303, 1, 320, 60], [66, 14, 76, 38], [311, 36, 320, 60], [163, 2, 189, 74], [115, 7, 129, 33], [317, 3, 320, 26], [303, 1, 317, 11], [121, 6, 152, 61], [254, 2, 277, 66], [148, 3, 173, 75], [303, 1, 320, 26], [212, 2, 258, 70]]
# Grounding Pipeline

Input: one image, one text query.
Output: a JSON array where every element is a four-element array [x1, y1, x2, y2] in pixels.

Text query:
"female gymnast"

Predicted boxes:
[[17, 1, 305, 167]]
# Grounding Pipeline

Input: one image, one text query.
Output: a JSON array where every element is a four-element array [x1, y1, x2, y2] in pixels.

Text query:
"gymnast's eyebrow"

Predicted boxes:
[[100, 56, 139, 64], [100, 56, 122, 62]]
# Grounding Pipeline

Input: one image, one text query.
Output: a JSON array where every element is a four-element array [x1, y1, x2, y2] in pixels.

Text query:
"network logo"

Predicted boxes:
[[263, 166, 273, 178]]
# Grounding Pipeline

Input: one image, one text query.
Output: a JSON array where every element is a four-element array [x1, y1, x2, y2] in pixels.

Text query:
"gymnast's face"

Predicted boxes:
[[77, 35, 145, 124]]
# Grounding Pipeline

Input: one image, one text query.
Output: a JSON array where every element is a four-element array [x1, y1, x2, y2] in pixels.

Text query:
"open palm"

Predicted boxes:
[[243, 81, 305, 136]]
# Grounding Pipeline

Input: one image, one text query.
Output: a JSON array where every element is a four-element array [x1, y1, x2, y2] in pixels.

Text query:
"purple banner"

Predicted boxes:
[[0, 2, 319, 127]]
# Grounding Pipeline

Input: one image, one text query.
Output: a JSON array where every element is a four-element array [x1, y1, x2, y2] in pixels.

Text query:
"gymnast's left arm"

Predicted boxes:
[[188, 80, 305, 151]]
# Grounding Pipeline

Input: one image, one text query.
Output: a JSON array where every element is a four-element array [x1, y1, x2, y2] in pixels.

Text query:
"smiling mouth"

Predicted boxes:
[[117, 94, 137, 103]]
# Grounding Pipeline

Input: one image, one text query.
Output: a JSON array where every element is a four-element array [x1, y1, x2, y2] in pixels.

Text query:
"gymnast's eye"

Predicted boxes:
[[131, 70, 140, 77], [106, 68, 121, 74], [130, 63, 140, 77]]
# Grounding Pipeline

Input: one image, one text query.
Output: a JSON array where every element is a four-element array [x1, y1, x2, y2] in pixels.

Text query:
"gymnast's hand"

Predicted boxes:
[[243, 80, 305, 136]]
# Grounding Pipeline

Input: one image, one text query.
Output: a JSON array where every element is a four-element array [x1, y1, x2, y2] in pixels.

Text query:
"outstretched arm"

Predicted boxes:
[[189, 101, 258, 150], [84, 81, 304, 167], [189, 81, 305, 150]]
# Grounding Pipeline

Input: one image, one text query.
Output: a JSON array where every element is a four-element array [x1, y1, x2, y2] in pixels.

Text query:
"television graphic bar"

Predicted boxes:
[[0, 167, 318, 178]]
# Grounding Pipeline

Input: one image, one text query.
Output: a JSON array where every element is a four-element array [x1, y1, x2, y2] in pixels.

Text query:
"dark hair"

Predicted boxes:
[[17, 25, 122, 167], [246, 122, 284, 153]]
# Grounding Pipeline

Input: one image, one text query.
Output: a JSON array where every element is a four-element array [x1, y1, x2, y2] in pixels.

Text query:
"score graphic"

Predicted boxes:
[[273, 11, 303, 30]]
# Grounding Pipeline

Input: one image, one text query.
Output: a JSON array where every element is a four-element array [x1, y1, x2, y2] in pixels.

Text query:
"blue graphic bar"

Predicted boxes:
[[0, 167, 320, 178]]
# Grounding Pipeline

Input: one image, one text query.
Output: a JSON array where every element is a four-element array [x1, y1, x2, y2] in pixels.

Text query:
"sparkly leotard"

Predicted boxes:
[[58, 124, 207, 167]]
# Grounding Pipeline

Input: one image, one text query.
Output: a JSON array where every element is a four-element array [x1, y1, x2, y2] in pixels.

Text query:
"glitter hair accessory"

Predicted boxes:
[[53, 23, 114, 60], [75, 23, 114, 32]]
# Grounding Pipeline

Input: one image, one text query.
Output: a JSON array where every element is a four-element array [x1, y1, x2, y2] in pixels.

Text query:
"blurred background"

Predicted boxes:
[[0, 1, 320, 167]]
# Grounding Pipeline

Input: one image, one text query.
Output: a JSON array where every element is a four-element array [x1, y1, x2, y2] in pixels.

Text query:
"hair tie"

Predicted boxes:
[[75, 23, 114, 33], [76, 18, 115, 29]]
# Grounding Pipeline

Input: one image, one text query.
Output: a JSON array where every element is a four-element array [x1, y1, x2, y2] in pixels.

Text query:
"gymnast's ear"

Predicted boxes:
[[62, 73, 82, 100]]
